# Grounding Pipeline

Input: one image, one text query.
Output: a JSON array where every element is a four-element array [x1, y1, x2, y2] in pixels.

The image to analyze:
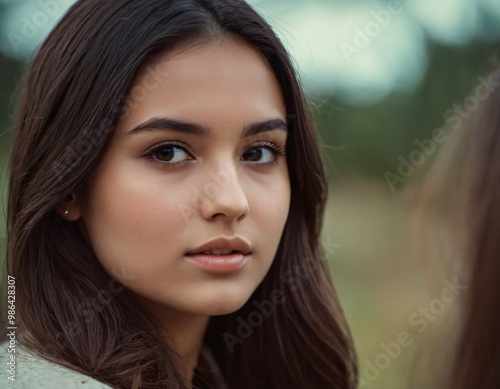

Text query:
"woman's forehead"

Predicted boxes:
[[118, 37, 286, 136]]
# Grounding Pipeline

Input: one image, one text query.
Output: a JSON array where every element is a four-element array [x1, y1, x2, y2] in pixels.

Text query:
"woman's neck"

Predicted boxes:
[[137, 298, 210, 386], [163, 313, 210, 385]]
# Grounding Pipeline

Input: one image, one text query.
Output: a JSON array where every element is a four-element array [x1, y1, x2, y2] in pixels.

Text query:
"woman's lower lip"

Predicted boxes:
[[186, 253, 249, 273]]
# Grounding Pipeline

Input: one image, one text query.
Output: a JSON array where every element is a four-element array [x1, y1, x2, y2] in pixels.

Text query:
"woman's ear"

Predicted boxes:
[[58, 192, 84, 221]]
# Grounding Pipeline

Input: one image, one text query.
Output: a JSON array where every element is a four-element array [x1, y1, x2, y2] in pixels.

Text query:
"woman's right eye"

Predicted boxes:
[[144, 142, 193, 169]]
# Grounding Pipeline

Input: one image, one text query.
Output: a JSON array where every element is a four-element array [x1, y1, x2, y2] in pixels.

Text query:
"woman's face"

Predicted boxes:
[[75, 37, 290, 317]]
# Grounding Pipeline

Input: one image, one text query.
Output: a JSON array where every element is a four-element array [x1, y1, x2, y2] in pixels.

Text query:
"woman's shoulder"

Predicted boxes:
[[0, 340, 113, 389]]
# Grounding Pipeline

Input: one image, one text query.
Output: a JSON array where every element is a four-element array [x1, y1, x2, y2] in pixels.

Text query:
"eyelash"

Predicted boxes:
[[143, 140, 286, 169], [247, 141, 286, 167], [143, 140, 193, 170]]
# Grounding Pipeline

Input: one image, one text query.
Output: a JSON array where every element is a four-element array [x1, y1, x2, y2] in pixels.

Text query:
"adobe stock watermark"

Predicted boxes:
[[120, 62, 171, 120], [359, 277, 467, 387], [222, 235, 341, 353], [7, 0, 74, 58], [51, 62, 170, 182], [177, 162, 245, 224], [384, 75, 500, 192], [339, 0, 408, 64], [51, 119, 114, 183], [176, 113, 296, 225], [42, 266, 136, 353]]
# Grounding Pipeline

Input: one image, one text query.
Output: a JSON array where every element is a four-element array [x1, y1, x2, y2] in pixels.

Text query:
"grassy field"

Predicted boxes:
[[324, 178, 460, 388]]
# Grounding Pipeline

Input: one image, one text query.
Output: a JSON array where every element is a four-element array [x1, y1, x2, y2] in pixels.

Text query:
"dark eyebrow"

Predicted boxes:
[[126, 117, 288, 138], [242, 118, 288, 137], [126, 118, 209, 137]]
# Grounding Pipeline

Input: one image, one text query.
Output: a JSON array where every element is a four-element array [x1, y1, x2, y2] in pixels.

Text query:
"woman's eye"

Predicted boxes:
[[154, 145, 190, 163], [144, 143, 193, 168], [243, 147, 273, 163]]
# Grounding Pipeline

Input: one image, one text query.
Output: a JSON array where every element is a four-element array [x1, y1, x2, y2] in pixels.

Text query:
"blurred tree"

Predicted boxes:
[[313, 41, 500, 182], [0, 52, 22, 154]]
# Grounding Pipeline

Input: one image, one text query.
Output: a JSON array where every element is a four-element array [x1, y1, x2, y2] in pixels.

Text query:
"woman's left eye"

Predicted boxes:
[[242, 142, 286, 165]]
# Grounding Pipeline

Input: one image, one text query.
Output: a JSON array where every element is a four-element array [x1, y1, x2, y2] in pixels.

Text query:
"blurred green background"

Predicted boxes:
[[1, 0, 499, 387]]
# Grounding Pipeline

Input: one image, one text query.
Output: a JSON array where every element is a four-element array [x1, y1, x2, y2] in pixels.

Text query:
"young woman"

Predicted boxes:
[[1, 0, 358, 388]]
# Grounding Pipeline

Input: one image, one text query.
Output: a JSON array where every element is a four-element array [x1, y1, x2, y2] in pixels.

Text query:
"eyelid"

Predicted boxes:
[[142, 140, 194, 156], [245, 140, 286, 155]]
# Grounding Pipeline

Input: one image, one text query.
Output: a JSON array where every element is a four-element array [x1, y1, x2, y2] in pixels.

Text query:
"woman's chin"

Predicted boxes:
[[194, 298, 250, 316]]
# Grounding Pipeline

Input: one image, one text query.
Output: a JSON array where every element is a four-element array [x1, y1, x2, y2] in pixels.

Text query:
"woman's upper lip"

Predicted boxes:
[[187, 237, 252, 255]]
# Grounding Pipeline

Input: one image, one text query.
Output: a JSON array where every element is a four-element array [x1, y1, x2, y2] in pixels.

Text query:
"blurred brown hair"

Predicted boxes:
[[413, 68, 500, 388], [449, 68, 500, 389]]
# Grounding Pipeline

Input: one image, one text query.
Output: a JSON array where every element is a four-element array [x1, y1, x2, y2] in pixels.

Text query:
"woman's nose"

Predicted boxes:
[[198, 165, 249, 222]]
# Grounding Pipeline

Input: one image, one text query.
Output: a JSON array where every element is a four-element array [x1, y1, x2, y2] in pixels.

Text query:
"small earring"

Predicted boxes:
[[64, 209, 69, 215]]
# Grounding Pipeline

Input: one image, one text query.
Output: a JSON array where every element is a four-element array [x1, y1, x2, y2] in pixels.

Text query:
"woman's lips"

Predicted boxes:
[[185, 252, 249, 273], [186, 236, 252, 273]]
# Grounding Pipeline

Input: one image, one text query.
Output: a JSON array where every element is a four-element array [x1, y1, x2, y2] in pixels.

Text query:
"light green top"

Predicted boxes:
[[0, 340, 112, 388]]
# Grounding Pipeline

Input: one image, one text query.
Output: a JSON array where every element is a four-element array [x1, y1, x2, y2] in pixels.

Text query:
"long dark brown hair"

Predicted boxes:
[[412, 69, 500, 388], [4, 0, 357, 387], [447, 69, 500, 389]]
